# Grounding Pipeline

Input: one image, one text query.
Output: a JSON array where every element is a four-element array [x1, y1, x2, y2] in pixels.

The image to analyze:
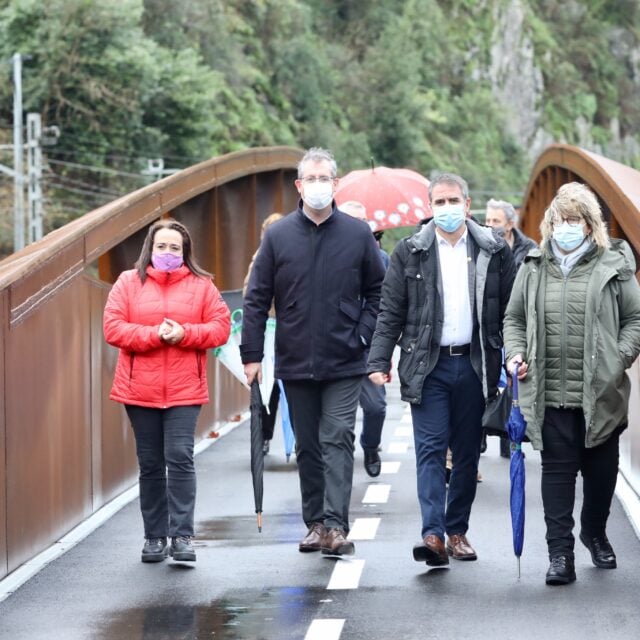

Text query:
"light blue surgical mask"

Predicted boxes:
[[432, 203, 465, 233], [552, 221, 585, 251]]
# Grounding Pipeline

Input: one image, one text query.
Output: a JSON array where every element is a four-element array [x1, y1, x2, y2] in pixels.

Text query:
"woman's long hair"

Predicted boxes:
[[539, 182, 610, 251], [134, 219, 212, 282]]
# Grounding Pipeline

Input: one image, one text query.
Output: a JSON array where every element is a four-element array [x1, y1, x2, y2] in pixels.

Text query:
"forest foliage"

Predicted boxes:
[[0, 0, 639, 254]]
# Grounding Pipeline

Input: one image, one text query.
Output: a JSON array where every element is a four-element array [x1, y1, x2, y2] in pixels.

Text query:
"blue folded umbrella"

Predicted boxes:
[[278, 379, 296, 462], [507, 366, 527, 577]]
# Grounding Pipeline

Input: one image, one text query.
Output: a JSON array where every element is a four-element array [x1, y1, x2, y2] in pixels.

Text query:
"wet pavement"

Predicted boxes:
[[1, 375, 640, 639]]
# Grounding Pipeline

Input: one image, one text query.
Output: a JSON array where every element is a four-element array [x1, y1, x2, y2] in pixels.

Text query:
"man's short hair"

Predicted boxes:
[[486, 198, 516, 222], [297, 147, 337, 179], [339, 200, 367, 221], [428, 172, 469, 201]]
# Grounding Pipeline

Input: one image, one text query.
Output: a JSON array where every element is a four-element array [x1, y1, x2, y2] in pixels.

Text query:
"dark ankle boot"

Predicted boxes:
[[545, 555, 576, 585]]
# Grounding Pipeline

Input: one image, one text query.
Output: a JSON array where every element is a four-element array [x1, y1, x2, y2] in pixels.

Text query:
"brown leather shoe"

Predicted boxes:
[[446, 533, 477, 561], [413, 534, 449, 566], [321, 528, 355, 556], [299, 522, 326, 553]]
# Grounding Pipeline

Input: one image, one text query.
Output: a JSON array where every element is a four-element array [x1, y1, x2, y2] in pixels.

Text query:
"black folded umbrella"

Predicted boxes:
[[250, 379, 264, 532]]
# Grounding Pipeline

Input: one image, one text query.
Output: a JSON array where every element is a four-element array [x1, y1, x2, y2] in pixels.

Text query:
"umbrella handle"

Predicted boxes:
[[511, 364, 520, 402]]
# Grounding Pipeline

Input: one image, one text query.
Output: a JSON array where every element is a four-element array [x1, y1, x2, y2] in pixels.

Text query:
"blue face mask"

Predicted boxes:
[[433, 203, 465, 233], [552, 222, 585, 251]]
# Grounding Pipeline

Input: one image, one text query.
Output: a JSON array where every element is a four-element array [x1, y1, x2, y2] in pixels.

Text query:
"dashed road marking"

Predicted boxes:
[[362, 484, 391, 504], [380, 461, 401, 474], [348, 518, 380, 540], [388, 441, 409, 454], [400, 412, 412, 424], [305, 619, 345, 639], [327, 559, 366, 590], [394, 426, 412, 437]]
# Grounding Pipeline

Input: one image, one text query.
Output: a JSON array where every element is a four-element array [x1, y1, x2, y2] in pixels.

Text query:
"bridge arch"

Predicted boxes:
[[520, 143, 640, 271]]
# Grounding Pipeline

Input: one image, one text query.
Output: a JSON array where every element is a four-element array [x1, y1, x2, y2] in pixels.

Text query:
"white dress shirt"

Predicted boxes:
[[436, 228, 473, 346]]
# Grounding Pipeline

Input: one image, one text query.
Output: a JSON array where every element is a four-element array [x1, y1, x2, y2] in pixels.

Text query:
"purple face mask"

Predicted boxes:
[[151, 252, 184, 272]]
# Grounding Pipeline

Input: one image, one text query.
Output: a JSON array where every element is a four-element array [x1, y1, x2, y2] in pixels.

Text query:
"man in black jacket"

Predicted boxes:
[[242, 147, 385, 556], [368, 173, 516, 567]]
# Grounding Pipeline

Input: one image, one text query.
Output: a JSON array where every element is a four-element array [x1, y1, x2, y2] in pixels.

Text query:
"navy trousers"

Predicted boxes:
[[359, 375, 387, 451], [410, 353, 485, 540], [126, 404, 201, 539]]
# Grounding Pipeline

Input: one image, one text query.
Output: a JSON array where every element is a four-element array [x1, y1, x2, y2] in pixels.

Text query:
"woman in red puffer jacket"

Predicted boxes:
[[104, 219, 230, 564]]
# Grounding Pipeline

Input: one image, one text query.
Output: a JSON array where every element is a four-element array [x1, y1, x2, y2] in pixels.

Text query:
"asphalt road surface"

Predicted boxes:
[[1, 376, 639, 640]]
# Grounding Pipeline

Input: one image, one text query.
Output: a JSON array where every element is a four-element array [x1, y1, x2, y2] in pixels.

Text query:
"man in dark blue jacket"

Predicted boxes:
[[242, 147, 385, 556]]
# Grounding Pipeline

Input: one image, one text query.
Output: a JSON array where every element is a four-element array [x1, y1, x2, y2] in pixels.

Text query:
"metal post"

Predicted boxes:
[[27, 113, 43, 242], [13, 53, 25, 251]]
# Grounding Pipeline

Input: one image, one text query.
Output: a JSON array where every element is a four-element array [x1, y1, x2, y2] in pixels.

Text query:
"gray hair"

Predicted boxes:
[[428, 172, 469, 202], [297, 147, 337, 179], [539, 182, 610, 250], [486, 198, 516, 222]]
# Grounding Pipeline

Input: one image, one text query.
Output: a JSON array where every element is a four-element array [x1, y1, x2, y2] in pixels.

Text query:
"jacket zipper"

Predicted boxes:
[[163, 273, 170, 406], [560, 275, 568, 407], [309, 224, 318, 379]]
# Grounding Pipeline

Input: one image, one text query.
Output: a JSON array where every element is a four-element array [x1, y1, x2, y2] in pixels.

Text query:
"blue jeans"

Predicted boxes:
[[126, 404, 201, 538], [411, 353, 485, 539]]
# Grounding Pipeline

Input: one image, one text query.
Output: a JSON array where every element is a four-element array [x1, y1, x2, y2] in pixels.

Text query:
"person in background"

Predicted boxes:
[[485, 198, 537, 268], [368, 172, 516, 567], [104, 219, 231, 564], [504, 182, 640, 585], [243, 212, 285, 455], [485, 198, 538, 458], [242, 147, 384, 556], [340, 200, 389, 477]]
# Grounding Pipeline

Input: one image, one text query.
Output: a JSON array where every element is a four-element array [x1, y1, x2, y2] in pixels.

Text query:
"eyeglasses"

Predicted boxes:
[[300, 175, 335, 185], [553, 216, 583, 227]]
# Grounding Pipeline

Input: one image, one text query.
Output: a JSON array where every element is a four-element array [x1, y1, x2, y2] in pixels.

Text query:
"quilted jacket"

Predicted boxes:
[[103, 265, 231, 408]]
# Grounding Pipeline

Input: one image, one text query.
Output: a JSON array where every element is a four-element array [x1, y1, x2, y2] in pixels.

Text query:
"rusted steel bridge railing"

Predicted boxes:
[[520, 143, 640, 504], [0, 146, 303, 579]]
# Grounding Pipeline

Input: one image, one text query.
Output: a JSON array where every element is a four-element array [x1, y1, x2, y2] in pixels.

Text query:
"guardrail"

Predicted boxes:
[[0, 146, 303, 579]]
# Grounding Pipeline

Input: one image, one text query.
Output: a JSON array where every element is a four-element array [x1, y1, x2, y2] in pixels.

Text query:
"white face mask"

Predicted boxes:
[[302, 181, 334, 210]]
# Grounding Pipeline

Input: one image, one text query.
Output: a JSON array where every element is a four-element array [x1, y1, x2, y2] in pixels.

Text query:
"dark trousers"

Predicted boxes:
[[126, 404, 201, 539], [359, 375, 387, 451], [411, 353, 485, 539], [541, 407, 620, 558], [261, 382, 280, 441], [283, 376, 362, 531]]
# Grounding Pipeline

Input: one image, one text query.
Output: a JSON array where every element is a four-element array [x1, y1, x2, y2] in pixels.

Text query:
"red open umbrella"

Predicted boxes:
[[335, 166, 431, 231]]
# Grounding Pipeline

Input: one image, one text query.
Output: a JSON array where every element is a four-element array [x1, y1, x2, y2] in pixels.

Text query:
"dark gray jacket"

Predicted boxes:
[[241, 202, 385, 381], [367, 219, 516, 403], [510, 227, 537, 268]]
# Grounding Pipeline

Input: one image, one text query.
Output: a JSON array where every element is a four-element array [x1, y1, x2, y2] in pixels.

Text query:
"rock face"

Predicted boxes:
[[488, 0, 640, 164], [489, 0, 548, 160]]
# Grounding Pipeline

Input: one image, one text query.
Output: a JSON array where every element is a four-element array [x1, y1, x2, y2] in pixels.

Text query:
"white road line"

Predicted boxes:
[[380, 461, 401, 474], [348, 518, 380, 540], [305, 619, 345, 640], [394, 426, 412, 437], [362, 484, 391, 504], [400, 412, 412, 424], [327, 559, 366, 590], [388, 441, 409, 454]]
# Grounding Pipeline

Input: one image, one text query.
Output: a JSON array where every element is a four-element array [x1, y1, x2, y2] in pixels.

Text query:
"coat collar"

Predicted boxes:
[[408, 218, 505, 254]]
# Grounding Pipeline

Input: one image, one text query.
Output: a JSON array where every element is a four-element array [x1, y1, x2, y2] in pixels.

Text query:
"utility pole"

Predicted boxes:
[[27, 113, 42, 242], [13, 53, 25, 251]]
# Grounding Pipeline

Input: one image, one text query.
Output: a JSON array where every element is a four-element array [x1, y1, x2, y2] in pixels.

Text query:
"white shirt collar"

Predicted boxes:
[[436, 226, 468, 248]]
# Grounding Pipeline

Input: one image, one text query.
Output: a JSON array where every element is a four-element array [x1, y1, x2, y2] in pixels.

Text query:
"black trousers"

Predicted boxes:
[[540, 407, 620, 558], [261, 382, 280, 441], [283, 376, 362, 531], [126, 404, 201, 539]]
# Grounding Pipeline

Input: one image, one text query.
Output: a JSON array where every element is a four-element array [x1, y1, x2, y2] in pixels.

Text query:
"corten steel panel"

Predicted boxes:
[[89, 278, 138, 508], [197, 357, 247, 441], [0, 291, 7, 579], [6, 278, 92, 573], [215, 176, 257, 292]]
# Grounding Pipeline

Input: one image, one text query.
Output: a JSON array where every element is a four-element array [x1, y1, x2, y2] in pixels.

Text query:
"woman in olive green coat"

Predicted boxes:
[[504, 182, 640, 586]]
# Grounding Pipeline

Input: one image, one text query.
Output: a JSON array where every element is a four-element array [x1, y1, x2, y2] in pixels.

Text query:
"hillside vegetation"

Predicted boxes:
[[0, 0, 638, 255]]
